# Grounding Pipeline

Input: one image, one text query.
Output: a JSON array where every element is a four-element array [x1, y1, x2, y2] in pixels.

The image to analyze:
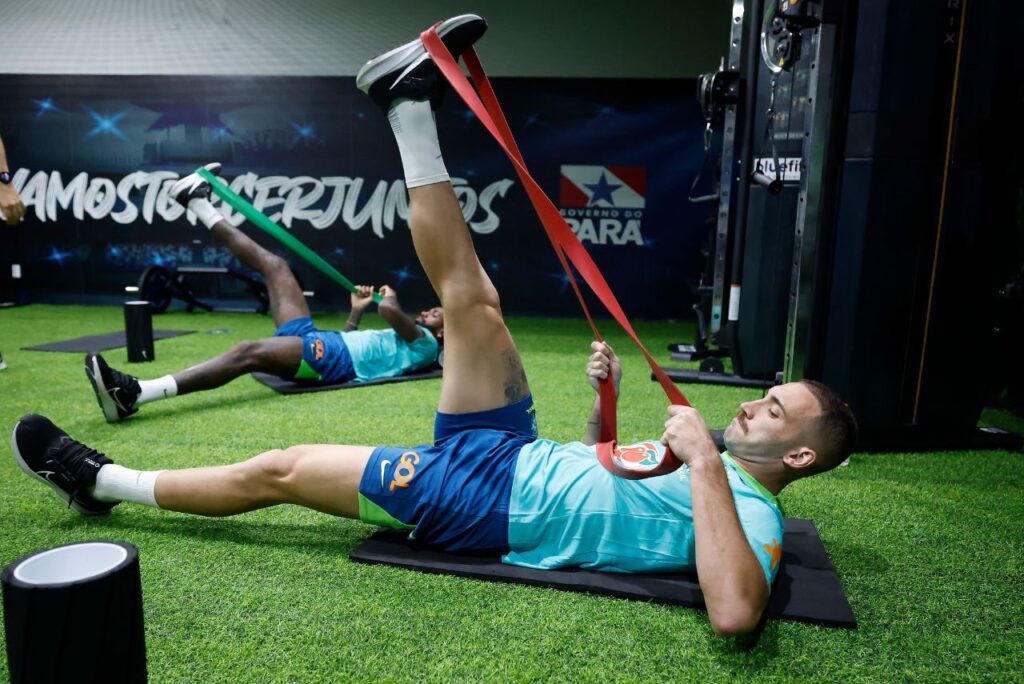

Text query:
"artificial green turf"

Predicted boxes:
[[1, 304, 1022, 682]]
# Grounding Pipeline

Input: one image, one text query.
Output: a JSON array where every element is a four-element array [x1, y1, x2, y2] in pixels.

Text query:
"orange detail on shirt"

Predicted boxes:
[[764, 537, 783, 571]]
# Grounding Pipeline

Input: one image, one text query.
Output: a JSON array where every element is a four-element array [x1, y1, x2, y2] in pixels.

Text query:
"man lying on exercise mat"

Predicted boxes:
[[12, 14, 856, 636], [84, 164, 443, 423]]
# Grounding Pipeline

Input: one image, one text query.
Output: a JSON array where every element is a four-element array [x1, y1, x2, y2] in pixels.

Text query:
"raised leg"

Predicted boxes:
[[210, 219, 310, 328], [357, 14, 518, 414], [408, 183, 529, 414], [171, 164, 311, 328]]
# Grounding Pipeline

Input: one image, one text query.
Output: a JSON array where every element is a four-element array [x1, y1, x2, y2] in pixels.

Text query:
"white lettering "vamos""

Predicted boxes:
[[9, 169, 514, 239]]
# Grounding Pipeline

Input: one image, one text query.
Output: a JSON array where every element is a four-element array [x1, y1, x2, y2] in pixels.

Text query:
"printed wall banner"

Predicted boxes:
[[560, 165, 648, 247], [559, 165, 646, 209], [0, 75, 709, 318]]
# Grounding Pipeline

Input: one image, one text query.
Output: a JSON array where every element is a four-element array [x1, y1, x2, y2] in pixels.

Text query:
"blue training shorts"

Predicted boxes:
[[358, 395, 539, 553], [273, 316, 355, 383]]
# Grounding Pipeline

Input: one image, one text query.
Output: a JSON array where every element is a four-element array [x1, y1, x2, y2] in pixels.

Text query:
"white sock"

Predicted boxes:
[[137, 375, 178, 404], [91, 464, 163, 508], [387, 98, 449, 188], [187, 197, 224, 229]]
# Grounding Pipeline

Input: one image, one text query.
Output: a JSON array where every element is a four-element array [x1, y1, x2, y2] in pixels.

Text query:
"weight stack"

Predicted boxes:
[[2, 541, 147, 683], [124, 300, 154, 362]]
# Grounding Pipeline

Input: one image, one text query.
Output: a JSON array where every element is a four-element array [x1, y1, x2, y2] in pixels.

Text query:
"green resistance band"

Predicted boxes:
[[196, 166, 381, 303]]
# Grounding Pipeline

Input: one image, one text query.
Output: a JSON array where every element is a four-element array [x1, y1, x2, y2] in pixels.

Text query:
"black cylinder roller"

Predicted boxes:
[[2, 541, 147, 683], [124, 301, 155, 363]]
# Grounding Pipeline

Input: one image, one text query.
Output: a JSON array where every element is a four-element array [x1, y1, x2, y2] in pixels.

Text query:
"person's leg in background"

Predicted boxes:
[[85, 165, 313, 422]]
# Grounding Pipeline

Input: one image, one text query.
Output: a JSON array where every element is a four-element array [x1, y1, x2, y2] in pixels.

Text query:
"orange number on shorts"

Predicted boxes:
[[389, 451, 420, 491]]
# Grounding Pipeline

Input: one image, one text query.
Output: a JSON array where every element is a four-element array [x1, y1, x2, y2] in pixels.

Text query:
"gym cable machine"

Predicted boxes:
[[662, 0, 1022, 451]]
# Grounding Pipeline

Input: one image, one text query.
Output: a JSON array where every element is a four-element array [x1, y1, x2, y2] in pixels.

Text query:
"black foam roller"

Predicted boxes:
[[124, 300, 154, 362], [2, 540, 147, 683]]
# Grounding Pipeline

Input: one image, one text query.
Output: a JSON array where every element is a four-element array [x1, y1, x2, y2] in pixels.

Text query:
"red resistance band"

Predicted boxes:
[[422, 26, 691, 480]]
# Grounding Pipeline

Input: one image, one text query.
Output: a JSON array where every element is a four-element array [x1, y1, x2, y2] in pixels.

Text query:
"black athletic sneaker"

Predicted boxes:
[[356, 14, 488, 112], [169, 161, 221, 208], [11, 414, 117, 515], [85, 352, 141, 423]]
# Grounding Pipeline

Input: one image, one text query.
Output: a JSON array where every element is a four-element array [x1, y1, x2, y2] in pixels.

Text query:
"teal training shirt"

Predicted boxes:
[[503, 440, 785, 585], [339, 326, 438, 381]]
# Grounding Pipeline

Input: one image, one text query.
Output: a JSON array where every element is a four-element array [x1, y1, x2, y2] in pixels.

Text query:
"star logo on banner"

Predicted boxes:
[[585, 173, 622, 206]]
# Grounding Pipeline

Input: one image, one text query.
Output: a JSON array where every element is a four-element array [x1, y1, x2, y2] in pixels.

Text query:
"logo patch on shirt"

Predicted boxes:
[[389, 451, 420, 492], [311, 338, 325, 361], [613, 441, 662, 468], [764, 537, 783, 571]]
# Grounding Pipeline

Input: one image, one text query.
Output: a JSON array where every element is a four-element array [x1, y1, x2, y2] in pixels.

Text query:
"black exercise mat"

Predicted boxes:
[[252, 367, 442, 394], [23, 329, 195, 353], [350, 518, 856, 628]]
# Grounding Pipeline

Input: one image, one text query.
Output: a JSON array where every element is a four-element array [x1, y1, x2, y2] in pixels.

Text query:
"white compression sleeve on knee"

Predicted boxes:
[[188, 198, 224, 229], [91, 464, 163, 508], [137, 375, 178, 405], [387, 98, 450, 188]]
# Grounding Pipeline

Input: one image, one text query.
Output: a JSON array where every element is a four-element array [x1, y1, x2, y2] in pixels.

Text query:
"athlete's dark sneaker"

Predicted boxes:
[[85, 353, 141, 423], [169, 162, 221, 208], [11, 414, 117, 515], [356, 14, 487, 112]]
